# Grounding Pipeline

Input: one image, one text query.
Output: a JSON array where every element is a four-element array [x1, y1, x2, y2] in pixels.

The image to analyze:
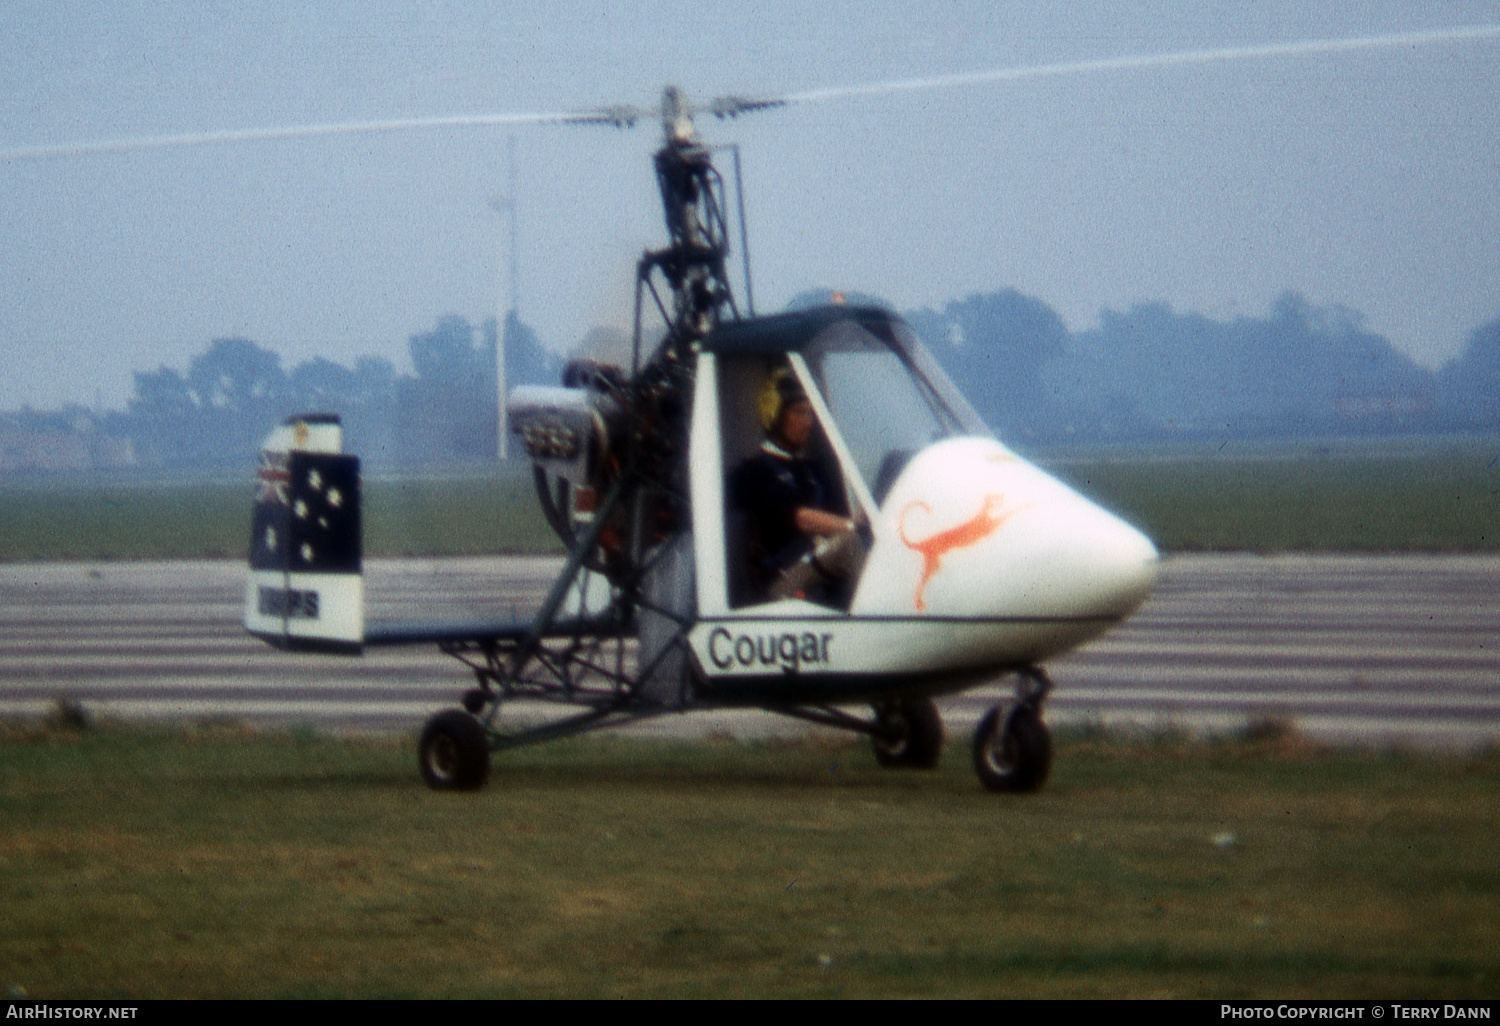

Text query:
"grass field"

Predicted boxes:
[[1, 722, 1496, 999], [1044, 435, 1500, 552], [0, 469, 556, 561], [2, 436, 1496, 561]]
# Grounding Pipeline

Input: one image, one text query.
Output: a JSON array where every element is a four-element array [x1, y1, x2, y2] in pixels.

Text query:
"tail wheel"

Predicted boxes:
[[973, 705, 1051, 793], [419, 709, 491, 791], [871, 697, 944, 769]]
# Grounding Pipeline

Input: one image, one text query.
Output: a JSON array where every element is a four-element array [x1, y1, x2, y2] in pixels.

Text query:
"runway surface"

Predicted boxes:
[[2, 554, 1497, 747]]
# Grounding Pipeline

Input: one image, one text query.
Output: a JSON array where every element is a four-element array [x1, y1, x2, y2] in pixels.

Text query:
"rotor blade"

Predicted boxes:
[[561, 104, 656, 129], [704, 96, 789, 120], [7, 23, 1495, 162], [0, 109, 576, 162], [780, 23, 1500, 107]]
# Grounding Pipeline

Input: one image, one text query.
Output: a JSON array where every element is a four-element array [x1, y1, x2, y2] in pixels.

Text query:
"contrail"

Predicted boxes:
[[784, 23, 1500, 105], [4, 24, 1498, 162]]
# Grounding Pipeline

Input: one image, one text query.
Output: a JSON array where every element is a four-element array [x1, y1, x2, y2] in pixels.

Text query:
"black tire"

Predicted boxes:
[[872, 697, 944, 769], [419, 709, 490, 791], [972, 705, 1051, 793]]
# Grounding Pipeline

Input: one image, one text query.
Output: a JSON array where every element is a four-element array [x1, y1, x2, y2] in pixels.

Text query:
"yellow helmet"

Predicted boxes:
[[756, 367, 808, 434]]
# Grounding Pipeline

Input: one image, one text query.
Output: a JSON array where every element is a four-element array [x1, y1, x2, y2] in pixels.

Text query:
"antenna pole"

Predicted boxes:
[[490, 136, 519, 461], [507, 135, 519, 318]]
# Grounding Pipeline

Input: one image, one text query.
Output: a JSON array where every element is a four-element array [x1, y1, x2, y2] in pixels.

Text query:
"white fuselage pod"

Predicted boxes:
[[851, 436, 1157, 666], [687, 435, 1156, 688]]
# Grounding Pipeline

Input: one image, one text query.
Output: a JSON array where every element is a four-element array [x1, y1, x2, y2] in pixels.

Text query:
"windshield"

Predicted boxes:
[[802, 319, 990, 500]]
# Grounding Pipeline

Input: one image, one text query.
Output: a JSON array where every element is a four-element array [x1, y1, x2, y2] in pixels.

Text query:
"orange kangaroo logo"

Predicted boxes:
[[899, 494, 1027, 610]]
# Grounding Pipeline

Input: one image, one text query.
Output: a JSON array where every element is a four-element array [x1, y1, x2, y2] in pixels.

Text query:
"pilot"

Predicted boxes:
[[729, 367, 863, 604]]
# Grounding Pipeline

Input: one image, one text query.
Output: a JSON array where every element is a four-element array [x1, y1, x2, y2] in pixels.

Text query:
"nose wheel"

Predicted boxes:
[[972, 667, 1052, 792]]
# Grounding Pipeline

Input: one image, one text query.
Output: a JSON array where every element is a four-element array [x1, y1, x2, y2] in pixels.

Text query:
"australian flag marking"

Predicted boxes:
[[256, 451, 291, 505], [250, 451, 360, 574]]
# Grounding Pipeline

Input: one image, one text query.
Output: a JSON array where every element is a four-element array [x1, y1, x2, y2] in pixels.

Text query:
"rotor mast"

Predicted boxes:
[[527, 86, 784, 557], [569, 85, 781, 361], [643, 86, 738, 355]]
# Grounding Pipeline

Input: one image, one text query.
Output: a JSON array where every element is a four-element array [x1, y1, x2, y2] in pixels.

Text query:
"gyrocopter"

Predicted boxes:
[[243, 86, 1159, 792]]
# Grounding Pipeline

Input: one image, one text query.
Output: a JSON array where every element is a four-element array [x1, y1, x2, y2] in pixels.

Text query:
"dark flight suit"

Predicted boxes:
[[728, 440, 846, 603]]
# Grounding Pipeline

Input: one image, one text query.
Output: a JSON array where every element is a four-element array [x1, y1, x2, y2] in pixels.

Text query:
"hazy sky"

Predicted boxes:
[[3, 1, 1499, 410]]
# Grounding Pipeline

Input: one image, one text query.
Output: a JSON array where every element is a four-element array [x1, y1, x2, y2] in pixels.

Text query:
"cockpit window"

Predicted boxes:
[[802, 320, 989, 501]]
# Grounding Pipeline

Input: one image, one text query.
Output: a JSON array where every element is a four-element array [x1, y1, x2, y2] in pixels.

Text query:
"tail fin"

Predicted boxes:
[[243, 415, 364, 654]]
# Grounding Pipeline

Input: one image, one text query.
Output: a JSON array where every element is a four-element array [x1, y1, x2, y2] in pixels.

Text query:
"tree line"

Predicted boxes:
[[4, 290, 1497, 473], [908, 290, 1498, 443], [14, 312, 558, 471]]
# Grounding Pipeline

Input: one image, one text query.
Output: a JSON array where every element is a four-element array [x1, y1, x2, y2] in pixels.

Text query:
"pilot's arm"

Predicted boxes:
[[795, 506, 855, 537]]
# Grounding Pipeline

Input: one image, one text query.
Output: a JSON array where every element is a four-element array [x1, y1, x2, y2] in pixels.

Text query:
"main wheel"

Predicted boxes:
[[972, 705, 1051, 793], [871, 697, 944, 769], [419, 709, 490, 791]]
